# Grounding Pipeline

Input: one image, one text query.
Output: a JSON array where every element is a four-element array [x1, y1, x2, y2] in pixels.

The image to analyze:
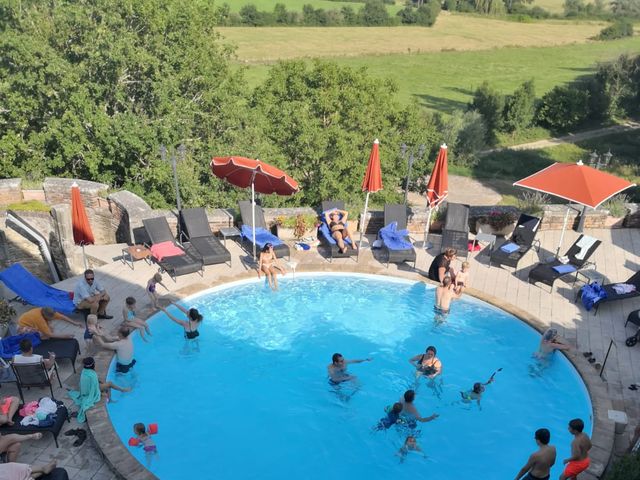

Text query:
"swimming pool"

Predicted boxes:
[[107, 273, 592, 479]]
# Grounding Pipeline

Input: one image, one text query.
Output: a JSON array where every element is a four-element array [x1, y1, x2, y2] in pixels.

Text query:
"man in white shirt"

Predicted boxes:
[[94, 327, 135, 373], [73, 269, 112, 320], [13, 339, 56, 376]]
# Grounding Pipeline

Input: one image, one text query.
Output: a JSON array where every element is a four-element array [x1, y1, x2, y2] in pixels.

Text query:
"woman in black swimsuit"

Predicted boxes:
[[324, 209, 358, 254], [159, 301, 202, 339]]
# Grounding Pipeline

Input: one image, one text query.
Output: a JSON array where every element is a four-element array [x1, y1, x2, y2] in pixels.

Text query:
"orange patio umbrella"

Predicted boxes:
[[211, 156, 299, 259], [422, 144, 449, 248], [71, 182, 95, 245], [514, 160, 635, 255], [359, 139, 382, 254]]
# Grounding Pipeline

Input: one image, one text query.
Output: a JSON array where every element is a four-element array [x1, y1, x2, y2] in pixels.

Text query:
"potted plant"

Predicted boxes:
[[429, 206, 447, 233], [0, 299, 16, 338], [476, 209, 518, 236], [274, 214, 318, 240], [602, 194, 629, 228]]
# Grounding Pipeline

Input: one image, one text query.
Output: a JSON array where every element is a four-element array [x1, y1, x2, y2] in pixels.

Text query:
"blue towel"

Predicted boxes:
[[553, 264, 577, 274], [500, 242, 520, 254], [240, 225, 283, 248], [0, 264, 76, 314], [0, 333, 42, 359], [379, 222, 413, 250], [319, 209, 352, 246], [580, 282, 607, 311]]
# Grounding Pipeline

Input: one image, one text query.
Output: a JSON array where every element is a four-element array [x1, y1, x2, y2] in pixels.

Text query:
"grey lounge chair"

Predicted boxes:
[[378, 204, 416, 268], [578, 271, 640, 315], [179, 208, 232, 267], [319, 201, 358, 263], [441, 203, 470, 259], [238, 201, 290, 260], [142, 217, 204, 281]]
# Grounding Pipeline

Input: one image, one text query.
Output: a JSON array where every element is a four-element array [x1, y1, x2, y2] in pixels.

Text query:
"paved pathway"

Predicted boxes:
[[3, 227, 640, 478]]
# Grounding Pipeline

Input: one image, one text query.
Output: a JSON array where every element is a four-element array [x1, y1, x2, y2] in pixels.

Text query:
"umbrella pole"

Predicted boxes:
[[358, 192, 371, 261], [251, 179, 256, 261], [557, 206, 570, 258]]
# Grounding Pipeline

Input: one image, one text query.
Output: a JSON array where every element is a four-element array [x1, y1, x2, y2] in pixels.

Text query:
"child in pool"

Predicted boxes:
[[373, 402, 404, 431], [397, 435, 426, 462], [122, 297, 151, 342], [455, 261, 470, 294], [85, 314, 117, 343], [460, 371, 498, 408], [133, 423, 157, 466], [146, 273, 168, 309]]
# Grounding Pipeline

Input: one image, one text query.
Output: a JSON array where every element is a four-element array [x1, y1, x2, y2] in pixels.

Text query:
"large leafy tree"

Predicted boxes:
[[250, 60, 438, 207], [0, 0, 261, 208]]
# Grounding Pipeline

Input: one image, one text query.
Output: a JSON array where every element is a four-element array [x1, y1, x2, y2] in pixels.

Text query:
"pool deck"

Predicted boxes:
[[4, 226, 640, 479]]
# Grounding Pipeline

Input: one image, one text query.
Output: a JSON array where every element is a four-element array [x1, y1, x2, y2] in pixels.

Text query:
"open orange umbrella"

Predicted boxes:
[[71, 183, 95, 245], [211, 156, 299, 259], [515, 160, 635, 254], [422, 144, 448, 248], [359, 139, 382, 253]]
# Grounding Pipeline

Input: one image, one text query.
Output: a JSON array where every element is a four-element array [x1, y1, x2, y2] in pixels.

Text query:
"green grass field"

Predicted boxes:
[[220, 0, 403, 14], [237, 37, 640, 114]]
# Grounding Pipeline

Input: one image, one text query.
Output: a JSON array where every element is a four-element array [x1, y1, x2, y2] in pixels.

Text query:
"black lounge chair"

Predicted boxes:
[[528, 234, 601, 292], [318, 201, 358, 263], [490, 213, 541, 269], [0, 400, 69, 447], [378, 204, 417, 268], [142, 217, 204, 281], [577, 271, 640, 315], [441, 203, 470, 259], [238, 201, 290, 260], [11, 362, 62, 404], [33, 338, 80, 373], [179, 208, 232, 267]]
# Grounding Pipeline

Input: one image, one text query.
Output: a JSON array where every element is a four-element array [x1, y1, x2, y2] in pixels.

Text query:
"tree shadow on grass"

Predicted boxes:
[[412, 93, 468, 115], [472, 149, 557, 183]]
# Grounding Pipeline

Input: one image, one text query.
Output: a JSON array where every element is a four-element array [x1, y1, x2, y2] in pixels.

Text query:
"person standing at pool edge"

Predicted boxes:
[[514, 428, 556, 480], [560, 418, 591, 480], [327, 353, 372, 383], [428, 248, 456, 284]]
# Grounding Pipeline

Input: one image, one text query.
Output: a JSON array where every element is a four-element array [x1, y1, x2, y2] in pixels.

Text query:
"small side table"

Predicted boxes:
[[219, 227, 241, 248], [473, 232, 497, 257], [122, 245, 152, 270]]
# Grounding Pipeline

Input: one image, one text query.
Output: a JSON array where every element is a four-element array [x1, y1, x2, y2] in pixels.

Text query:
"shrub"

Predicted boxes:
[[536, 85, 590, 131], [517, 191, 549, 216], [601, 194, 630, 217], [274, 214, 319, 239], [6, 200, 51, 212], [605, 452, 640, 480], [359, 0, 392, 25], [503, 79, 536, 134], [596, 19, 634, 40], [478, 209, 519, 230], [469, 82, 505, 144]]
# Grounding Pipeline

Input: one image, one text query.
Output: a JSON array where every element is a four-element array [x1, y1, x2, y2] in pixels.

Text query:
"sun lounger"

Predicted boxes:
[[318, 201, 358, 263], [490, 213, 541, 269], [378, 204, 416, 268], [0, 400, 69, 447], [179, 208, 231, 267], [238, 201, 290, 260], [528, 234, 601, 292], [577, 271, 640, 315], [142, 217, 204, 281], [34, 338, 80, 373], [441, 203, 470, 258]]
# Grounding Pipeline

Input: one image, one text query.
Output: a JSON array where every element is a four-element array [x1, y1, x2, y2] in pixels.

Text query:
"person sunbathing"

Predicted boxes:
[[324, 210, 357, 254]]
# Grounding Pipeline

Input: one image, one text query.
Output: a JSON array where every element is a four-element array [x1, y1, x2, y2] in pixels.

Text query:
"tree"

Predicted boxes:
[[536, 85, 590, 130], [589, 54, 640, 119], [250, 60, 438, 206], [438, 110, 487, 166], [273, 3, 289, 24], [469, 82, 504, 144], [503, 80, 536, 133], [359, 0, 392, 26], [240, 4, 264, 26], [610, 0, 640, 16]]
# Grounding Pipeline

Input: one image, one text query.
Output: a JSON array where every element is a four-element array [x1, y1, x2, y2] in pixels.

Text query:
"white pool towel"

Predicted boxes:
[[574, 235, 597, 261]]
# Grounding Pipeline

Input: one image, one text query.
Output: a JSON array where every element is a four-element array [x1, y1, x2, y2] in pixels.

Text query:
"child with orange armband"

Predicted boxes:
[[130, 423, 158, 466]]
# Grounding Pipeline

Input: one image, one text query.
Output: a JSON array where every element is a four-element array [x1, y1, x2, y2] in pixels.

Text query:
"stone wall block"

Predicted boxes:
[[0, 179, 22, 205]]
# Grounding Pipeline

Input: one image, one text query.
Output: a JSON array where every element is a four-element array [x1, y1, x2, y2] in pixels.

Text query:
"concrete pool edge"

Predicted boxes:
[[89, 266, 614, 480]]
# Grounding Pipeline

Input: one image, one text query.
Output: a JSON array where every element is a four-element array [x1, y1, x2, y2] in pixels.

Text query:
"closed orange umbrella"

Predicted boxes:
[[359, 139, 382, 253], [515, 160, 635, 254], [423, 144, 448, 248], [71, 183, 94, 245]]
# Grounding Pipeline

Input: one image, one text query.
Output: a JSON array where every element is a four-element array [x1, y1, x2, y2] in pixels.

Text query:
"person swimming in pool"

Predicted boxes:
[[373, 402, 404, 431], [324, 209, 357, 254], [534, 328, 571, 360], [327, 353, 372, 384], [460, 371, 499, 408], [159, 301, 203, 340], [397, 435, 427, 462], [258, 243, 286, 291], [399, 389, 439, 426], [409, 346, 442, 380]]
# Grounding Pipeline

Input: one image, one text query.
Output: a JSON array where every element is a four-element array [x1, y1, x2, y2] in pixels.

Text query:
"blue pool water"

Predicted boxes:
[[107, 274, 592, 479]]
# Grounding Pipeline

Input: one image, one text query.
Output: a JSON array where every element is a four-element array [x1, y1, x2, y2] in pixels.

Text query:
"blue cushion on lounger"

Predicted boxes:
[[240, 225, 283, 248], [379, 222, 412, 250], [553, 264, 577, 274], [500, 242, 520, 254]]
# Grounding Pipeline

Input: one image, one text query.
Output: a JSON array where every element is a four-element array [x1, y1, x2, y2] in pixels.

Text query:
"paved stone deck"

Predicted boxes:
[[4, 227, 640, 479]]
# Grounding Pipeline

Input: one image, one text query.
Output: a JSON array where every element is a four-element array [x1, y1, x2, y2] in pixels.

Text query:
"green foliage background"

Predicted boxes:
[[0, 0, 432, 209]]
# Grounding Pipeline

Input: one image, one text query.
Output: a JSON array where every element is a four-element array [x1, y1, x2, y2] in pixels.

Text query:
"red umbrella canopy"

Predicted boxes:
[[514, 161, 635, 208], [362, 139, 382, 193], [71, 184, 95, 245], [425, 144, 449, 208], [211, 156, 299, 196]]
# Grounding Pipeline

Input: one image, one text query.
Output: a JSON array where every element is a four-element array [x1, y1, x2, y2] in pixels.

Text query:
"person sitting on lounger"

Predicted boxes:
[[18, 307, 81, 339], [0, 397, 19, 427], [13, 339, 56, 377], [258, 243, 286, 291], [324, 210, 358, 254]]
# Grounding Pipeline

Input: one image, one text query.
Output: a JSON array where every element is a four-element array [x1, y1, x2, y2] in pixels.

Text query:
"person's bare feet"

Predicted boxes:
[[43, 460, 57, 474], [122, 387, 132, 392], [30, 432, 43, 441]]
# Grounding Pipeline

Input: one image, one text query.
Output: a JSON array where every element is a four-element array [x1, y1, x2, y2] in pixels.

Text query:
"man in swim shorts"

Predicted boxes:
[[399, 389, 439, 426], [560, 418, 591, 480], [514, 428, 556, 480], [327, 353, 372, 384], [435, 276, 461, 316], [94, 327, 136, 374]]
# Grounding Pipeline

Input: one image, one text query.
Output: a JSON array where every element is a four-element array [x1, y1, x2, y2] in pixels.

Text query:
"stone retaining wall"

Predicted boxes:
[[0, 179, 22, 205], [44, 178, 109, 209]]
